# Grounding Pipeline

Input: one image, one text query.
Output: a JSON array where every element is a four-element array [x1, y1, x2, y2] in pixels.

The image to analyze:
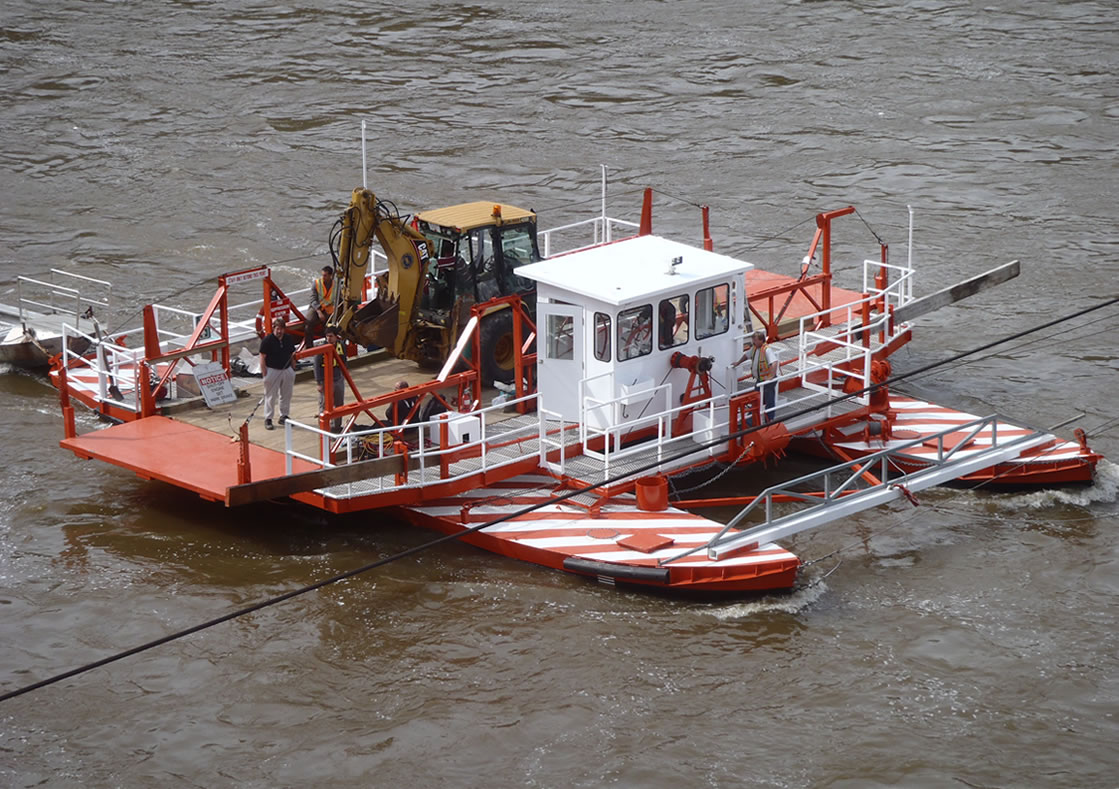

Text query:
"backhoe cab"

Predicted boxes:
[[328, 188, 540, 384]]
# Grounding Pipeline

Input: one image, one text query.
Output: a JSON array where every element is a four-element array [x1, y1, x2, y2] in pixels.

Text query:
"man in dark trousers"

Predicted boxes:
[[258, 316, 296, 430], [314, 326, 346, 432]]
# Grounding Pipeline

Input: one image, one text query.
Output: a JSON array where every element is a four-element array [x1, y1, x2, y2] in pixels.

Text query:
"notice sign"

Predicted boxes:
[[193, 361, 237, 407]]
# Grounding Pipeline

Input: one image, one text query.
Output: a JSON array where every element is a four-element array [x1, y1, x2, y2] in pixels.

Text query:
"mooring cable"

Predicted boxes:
[[2, 295, 1116, 703]]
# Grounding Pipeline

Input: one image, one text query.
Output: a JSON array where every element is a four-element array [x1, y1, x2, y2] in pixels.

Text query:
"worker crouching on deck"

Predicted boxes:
[[259, 316, 296, 431], [385, 380, 417, 427], [314, 326, 346, 433], [302, 265, 335, 349], [732, 330, 779, 424]]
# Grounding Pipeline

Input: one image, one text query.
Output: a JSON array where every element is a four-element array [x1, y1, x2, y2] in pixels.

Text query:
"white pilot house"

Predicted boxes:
[[518, 234, 752, 441]]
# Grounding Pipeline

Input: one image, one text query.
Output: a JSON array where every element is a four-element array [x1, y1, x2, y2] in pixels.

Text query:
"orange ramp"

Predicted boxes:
[[61, 416, 314, 502]]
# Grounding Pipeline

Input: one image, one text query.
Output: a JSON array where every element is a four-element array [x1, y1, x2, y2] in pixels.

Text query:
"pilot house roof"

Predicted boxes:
[[517, 235, 753, 307]]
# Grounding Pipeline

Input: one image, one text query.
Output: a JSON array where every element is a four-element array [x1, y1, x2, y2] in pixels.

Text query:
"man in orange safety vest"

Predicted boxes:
[[732, 330, 779, 423], [303, 265, 335, 348]]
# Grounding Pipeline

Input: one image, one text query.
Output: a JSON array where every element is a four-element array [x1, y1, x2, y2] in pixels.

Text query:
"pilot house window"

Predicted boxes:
[[545, 313, 575, 360], [695, 283, 730, 339], [594, 312, 611, 362], [658, 294, 689, 350], [617, 304, 652, 361]]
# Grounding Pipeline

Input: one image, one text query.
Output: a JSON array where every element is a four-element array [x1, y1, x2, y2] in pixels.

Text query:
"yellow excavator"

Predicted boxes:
[[326, 187, 541, 384]]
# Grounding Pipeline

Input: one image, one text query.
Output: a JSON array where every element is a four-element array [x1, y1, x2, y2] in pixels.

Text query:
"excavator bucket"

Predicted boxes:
[[347, 299, 400, 350]]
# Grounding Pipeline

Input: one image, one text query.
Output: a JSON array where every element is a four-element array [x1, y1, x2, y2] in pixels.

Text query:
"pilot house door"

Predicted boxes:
[[538, 303, 584, 422]]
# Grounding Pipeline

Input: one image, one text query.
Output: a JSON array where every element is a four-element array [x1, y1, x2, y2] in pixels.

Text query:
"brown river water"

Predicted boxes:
[[1, 1, 1117, 786]]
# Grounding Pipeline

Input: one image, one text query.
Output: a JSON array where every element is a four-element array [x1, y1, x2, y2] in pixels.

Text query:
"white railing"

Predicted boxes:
[[60, 323, 146, 412], [538, 406, 571, 476], [282, 393, 543, 497], [578, 368, 615, 430], [16, 270, 112, 332], [580, 380, 670, 456], [538, 216, 640, 258], [149, 285, 316, 357], [794, 262, 913, 341], [581, 385, 728, 477], [862, 258, 915, 311], [730, 263, 915, 410]]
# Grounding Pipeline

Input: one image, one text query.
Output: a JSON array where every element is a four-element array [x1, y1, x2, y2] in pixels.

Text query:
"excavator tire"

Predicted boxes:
[[478, 310, 516, 386]]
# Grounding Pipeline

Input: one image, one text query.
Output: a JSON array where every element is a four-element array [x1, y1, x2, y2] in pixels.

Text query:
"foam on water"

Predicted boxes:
[[707, 576, 829, 620], [994, 458, 1119, 511]]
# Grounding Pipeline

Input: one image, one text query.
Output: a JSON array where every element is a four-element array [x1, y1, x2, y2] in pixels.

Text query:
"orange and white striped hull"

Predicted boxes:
[[399, 474, 801, 593], [821, 394, 1099, 485]]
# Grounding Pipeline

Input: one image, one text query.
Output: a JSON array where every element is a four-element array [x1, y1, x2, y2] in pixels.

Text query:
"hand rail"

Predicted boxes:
[[281, 393, 545, 495]]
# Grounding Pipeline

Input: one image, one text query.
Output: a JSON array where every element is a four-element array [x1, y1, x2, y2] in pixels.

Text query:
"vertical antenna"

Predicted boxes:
[[600, 164, 608, 244], [907, 204, 914, 301]]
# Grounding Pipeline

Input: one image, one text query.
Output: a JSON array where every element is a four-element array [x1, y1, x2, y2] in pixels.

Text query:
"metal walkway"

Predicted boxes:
[[660, 416, 1053, 565]]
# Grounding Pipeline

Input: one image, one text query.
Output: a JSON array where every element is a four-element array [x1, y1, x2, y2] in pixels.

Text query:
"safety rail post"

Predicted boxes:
[[440, 417, 450, 478], [729, 397, 741, 455], [512, 304, 524, 402], [470, 312, 483, 409], [93, 340, 108, 403], [261, 277, 273, 336], [59, 366, 76, 439], [237, 423, 251, 484], [875, 244, 889, 313], [702, 205, 713, 251], [537, 409, 546, 467], [142, 304, 161, 360], [394, 441, 409, 485], [218, 274, 231, 370], [138, 360, 155, 417], [816, 206, 856, 323]]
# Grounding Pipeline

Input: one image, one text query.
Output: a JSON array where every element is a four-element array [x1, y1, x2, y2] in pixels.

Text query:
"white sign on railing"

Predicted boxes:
[[224, 268, 270, 286], [194, 361, 237, 406]]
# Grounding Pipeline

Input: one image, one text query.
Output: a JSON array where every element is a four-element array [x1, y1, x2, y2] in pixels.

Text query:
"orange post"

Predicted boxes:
[[138, 361, 155, 417], [59, 366, 76, 439], [816, 206, 856, 320], [701, 205, 713, 251], [512, 305, 524, 401], [394, 441, 409, 485], [218, 277, 231, 370], [875, 243, 889, 313], [324, 345, 336, 418], [237, 422, 251, 484], [142, 304, 161, 360], [439, 417, 450, 479], [639, 188, 653, 236], [262, 278, 273, 336]]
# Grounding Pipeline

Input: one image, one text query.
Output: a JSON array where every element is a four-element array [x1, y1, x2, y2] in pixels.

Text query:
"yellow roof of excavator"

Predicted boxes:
[[416, 201, 536, 232]]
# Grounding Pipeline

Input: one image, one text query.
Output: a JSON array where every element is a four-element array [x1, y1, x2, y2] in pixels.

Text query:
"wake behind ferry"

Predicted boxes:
[[49, 172, 1102, 594]]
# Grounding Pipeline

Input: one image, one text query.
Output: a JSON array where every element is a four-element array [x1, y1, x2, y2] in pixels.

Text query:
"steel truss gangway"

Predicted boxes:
[[659, 415, 1053, 566]]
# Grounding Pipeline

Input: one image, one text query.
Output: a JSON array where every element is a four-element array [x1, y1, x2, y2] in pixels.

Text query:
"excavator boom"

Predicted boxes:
[[331, 187, 431, 355]]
